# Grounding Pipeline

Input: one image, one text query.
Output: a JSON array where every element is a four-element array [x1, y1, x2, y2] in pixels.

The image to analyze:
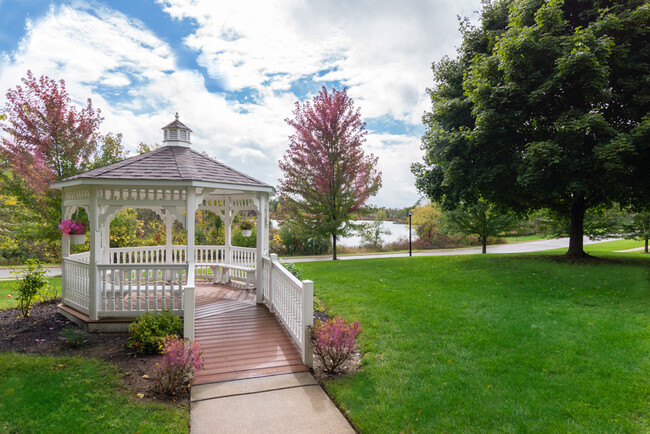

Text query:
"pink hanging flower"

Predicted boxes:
[[59, 219, 86, 235]]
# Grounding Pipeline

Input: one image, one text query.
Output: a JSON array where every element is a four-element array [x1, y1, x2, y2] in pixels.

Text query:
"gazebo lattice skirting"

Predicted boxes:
[[52, 116, 313, 366]]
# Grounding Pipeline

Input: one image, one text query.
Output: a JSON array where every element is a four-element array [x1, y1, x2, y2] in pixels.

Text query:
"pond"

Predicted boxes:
[[272, 220, 417, 248]]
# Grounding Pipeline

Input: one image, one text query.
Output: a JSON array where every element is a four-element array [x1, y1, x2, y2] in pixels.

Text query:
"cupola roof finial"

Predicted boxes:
[[161, 114, 192, 147]]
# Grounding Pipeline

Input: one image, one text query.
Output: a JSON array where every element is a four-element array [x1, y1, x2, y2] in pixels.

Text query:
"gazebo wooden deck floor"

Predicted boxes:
[[193, 283, 309, 385]]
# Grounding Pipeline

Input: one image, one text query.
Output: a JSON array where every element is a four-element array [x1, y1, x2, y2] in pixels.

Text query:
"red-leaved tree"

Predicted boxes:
[[1, 71, 102, 192], [278, 87, 381, 260], [0, 71, 103, 256]]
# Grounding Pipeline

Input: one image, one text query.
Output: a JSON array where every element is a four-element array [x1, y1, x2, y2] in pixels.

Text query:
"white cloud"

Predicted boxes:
[[365, 132, 423, 207], [157, 0, 481, 124], [0, 0, 482, 207]]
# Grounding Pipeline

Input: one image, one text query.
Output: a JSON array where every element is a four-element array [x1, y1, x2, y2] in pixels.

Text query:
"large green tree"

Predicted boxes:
[[442, 199, 518, 254], [413, 0, 650, 257]]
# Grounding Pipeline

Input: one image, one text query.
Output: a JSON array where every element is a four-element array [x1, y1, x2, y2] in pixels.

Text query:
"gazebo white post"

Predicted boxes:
[[224, 197, 232, 264], [255, 193, 267, 304], [87, 186, 101, 320], [61, 205, 70, 308], [164, 211, 174, 263], [61, 205, 72, 259], [183, 187, 197, 340], [101, 220, 110, 264]]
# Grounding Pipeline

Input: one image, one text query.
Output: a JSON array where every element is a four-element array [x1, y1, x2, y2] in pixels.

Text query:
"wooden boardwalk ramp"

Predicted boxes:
[[193, 284, 309, 385]]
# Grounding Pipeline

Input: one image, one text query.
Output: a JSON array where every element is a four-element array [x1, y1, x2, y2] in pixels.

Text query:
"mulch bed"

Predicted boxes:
[[0, 300, 362, 410], [0, 299, 188, 406]]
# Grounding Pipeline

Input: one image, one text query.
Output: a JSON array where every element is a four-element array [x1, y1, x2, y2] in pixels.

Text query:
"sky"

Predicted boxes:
[[0, 0, 481, 208]]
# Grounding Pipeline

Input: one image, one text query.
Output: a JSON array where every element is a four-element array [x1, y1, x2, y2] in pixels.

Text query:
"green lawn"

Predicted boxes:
[[300, 251, 650, 432], [0, 353, 188, 433], [583, 239, 646, 253], [0, 278, 62, 310]]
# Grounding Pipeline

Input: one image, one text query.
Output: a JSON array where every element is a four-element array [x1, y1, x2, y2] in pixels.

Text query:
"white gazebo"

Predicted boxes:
[[52, 115, 281, 340]]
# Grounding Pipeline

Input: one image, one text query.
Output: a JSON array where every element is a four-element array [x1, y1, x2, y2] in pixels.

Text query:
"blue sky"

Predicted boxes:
[[0, 0, 481, 207]]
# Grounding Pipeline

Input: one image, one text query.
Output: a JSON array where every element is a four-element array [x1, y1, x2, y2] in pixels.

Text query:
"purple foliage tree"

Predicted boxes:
[[279, 87, 381, 260]]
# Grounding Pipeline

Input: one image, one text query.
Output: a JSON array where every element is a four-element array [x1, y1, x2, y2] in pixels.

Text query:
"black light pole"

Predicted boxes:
[[408, 211, 413, 257]]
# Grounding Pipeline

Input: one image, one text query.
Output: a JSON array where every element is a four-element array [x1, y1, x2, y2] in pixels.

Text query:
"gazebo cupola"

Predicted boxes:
[[162, 112, 192, 147]]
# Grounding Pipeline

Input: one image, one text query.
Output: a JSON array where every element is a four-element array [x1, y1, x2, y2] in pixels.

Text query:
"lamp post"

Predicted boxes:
[[408, 211, 413, 257]]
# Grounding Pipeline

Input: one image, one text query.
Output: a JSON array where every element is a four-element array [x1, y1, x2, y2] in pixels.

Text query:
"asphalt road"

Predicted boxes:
[[0, 237, 619, 278], [283, 237, 618, 263]]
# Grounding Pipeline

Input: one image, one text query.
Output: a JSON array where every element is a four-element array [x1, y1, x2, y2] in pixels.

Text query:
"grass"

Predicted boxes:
[[299, 250, 650, 432], [583, 239, 646, 253], [0, 353, 188, 433], [0, 278, 62, 310]]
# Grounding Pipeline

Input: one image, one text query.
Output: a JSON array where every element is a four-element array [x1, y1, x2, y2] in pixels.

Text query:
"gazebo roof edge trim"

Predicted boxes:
[[52, 177, 276, 194]]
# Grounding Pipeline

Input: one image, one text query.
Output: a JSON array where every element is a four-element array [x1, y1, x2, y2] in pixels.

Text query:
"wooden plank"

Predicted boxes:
[[192, 282, 307, 384]]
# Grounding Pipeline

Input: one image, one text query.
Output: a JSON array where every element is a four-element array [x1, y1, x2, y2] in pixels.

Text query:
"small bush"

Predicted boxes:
[[280, 260, 302, 280], [37, 284, 60, 303], [60, 326, 91, 348], [127, 311, 183, 355], [153, 337, 203, 395], [14, 259, 48, 317], [310, 317, 361, 374]]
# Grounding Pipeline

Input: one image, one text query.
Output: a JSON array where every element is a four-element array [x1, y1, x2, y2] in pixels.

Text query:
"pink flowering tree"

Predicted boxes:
[[0, 71, 103, 252], [278, 87, 381, 260]]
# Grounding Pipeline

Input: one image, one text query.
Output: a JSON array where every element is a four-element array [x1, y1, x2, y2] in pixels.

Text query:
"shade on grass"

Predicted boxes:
[[301, 252, 650, 432], [0, 353, 187, 433]]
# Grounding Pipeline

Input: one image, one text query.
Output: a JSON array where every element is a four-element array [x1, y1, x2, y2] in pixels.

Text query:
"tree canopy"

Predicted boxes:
[[442, 199, 517, 254], [0, 71, 110, 258], [412, 0, 650, 257], [278, 87, 381, 259]]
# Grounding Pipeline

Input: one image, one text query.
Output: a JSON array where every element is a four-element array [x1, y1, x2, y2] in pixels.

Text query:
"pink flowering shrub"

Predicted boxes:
[[58, 219, 86, 235], [153, 337, 204, 395], [310, 317, 361, 374]]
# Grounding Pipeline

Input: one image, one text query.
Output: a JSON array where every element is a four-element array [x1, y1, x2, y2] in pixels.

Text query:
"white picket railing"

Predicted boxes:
[[109, 246, 167, 264], [62, 258, 90, 315], [106, 245, 254, 270], [69, 251, 90, 262], [262, 254, 313, 367], [97, 264, 187, 317]]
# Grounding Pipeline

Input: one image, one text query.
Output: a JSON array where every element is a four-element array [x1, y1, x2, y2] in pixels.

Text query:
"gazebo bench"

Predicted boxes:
[[196, 263, 256, 289]]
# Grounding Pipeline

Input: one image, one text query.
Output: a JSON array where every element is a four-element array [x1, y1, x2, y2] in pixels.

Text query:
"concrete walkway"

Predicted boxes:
[[615, 246, 647, 252], [190, 372, 354, 433], [284, 237, 620, 263]]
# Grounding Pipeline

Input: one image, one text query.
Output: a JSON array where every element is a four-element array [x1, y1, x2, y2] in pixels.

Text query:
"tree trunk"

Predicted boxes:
[[482, 235, 487, 254], [645, 237, 648, 253], [332, 234, 337, 260], [565, 196, 587, 258]]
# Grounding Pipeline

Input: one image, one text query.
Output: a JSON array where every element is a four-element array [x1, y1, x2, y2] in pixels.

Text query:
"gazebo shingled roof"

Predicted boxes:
[[58, 146, 271, 187]]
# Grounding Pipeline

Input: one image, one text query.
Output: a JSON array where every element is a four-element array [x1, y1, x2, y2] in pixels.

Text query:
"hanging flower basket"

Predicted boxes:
[[238, 218, 254, 237], [70, 234, 86, 244], [59, 220, 86, 244]]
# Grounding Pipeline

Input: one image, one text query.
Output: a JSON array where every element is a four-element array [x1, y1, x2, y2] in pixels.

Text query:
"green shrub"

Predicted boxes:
[[127, 311, 183, 355], [37, 283, 60, 303], [15, 259, 48, 317], [280, 260, 302, 280], [59, 326, 91, 348]]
